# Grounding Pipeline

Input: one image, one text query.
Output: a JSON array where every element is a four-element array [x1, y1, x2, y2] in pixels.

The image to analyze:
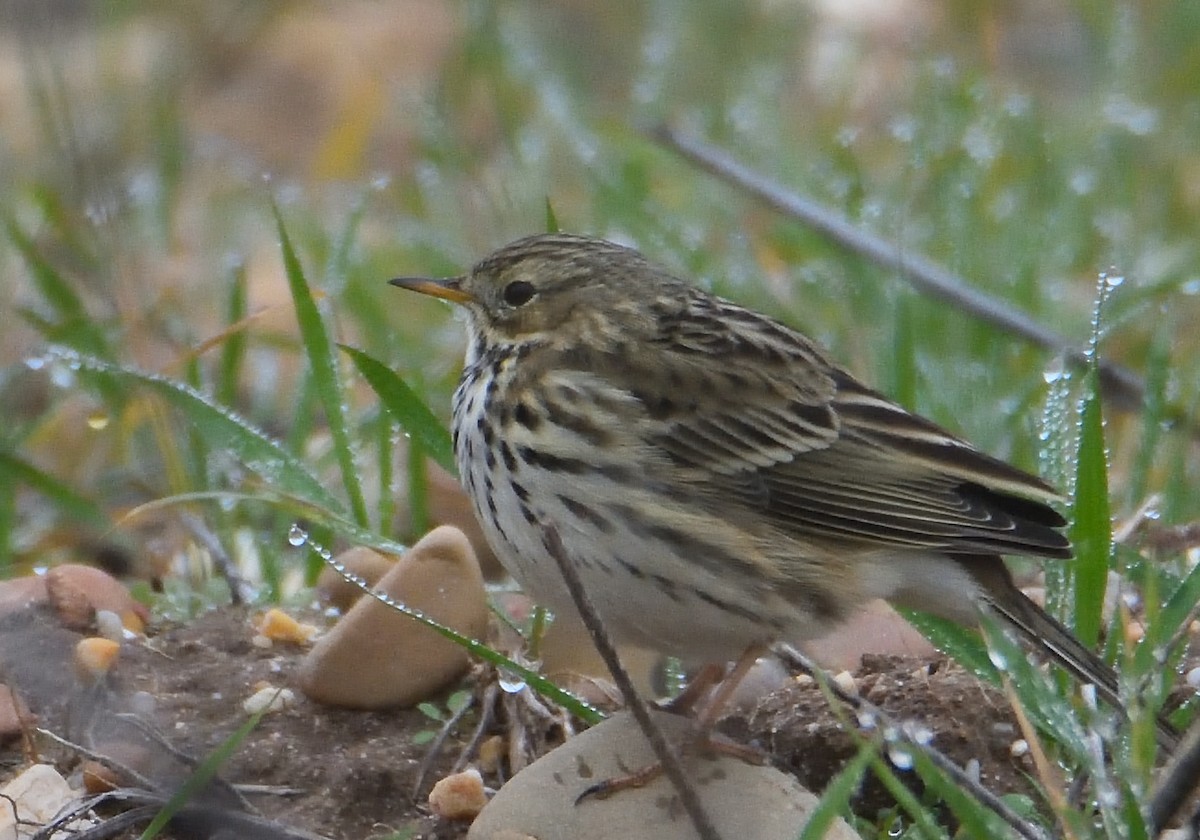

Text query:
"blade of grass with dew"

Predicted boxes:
[[978, 614, 1098, 769], [373, 409, 397, 536], [1071, 367, 1111, 650], [797, 742, 875, 840], [406, 438, 430, 537], [137, 697, 276, 840], [1127, 333, 1168, 507], [0, 447, 110, 532], [68, 352, 344, 514], [215, 262, 248, 408], [339, 344, 455, 473], [866, 752, 949, 840], [273, 205, 370, 528], [315, 539, 602, 725], [908, 749, 1032, 840], [5, 218, 107, 357], [900, 610, 995, 683]]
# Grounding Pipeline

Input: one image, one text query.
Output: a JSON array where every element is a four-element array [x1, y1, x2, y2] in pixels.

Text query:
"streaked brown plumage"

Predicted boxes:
[[392, 232, 1173, 747]]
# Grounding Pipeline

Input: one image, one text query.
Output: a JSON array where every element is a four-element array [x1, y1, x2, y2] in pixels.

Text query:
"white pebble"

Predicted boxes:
[[832, 671, 858, 696], [1009, 739, 1029, 757], [243, 686, 295, 715]]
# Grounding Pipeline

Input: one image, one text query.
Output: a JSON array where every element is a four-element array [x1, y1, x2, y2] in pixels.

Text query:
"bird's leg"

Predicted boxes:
[[658, 662, 724, 715], [579, 643, 769, 802]]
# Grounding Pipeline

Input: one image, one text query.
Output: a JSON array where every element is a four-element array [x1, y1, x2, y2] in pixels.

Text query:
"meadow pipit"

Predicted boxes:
[[393, 233, 1173, 746]]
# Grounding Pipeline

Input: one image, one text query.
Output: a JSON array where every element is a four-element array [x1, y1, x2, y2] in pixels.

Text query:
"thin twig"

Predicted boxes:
[[450, 683, 498, 776], [773, 644, 1051, 840], [650, 124, 1150, 416], [539, 525, 723, 840], [410, 690, 478, 799], [179, 511, 254, 605]]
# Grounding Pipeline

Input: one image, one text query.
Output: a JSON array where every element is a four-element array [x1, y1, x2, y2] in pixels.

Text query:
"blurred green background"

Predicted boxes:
[[1, 0, 1197, 589]]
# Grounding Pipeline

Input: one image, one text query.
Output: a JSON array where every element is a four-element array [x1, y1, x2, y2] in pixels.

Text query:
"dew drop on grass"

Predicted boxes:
[[988, 649, 1008, 671], [287, 524, 309, 547], [887, 816, 905, 837], [887, 744, 913, 770], [497, 669, 526, 694]]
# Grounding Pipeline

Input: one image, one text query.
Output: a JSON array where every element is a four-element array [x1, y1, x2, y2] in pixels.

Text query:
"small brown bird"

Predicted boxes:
[[393, 233, 1171, 745]]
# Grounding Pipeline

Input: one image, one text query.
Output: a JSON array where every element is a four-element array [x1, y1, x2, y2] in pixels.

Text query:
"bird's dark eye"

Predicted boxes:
[[502, 280, 536, 307]]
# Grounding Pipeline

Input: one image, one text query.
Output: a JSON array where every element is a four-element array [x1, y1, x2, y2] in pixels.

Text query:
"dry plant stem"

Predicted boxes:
[[650, 124, 1147, 415], [538, 525, 723, 840], [1002, 681, 1080, 840], [36, 726, 159, 793], [410, 690, 479, 799], [179, 511, 253, 605], [1149, 721, 1200, 834], [772, 643, 1051, 840], [451, 682, 498, 776]]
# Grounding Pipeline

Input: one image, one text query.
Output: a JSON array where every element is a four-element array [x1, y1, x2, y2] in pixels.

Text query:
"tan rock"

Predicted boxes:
[[428, 768, 488, 820], [299, 526, 487, 709], [468, 710, 857, 840], [0, 576, 48, 619], [74, 637, 120, 681], [44, 564, 149, 631], [315, 546, 396, 612]]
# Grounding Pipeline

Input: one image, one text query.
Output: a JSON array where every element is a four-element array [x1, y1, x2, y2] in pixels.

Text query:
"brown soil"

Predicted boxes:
[[0, 605, 1076, 839]]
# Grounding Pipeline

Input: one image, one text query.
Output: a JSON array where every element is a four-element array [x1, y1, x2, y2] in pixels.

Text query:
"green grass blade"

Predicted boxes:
[[1070, 368, 1111, 649], [6, 216, 112, 362], [545, 196, 561, 232], [138, 698, 274, 840], [65, 351, 345, 514], [273, 205, 370, 527], [0, 447, 110, 531], [797, 742, 874, 840], [215, 262, 248, 408], [317, 540, 602, 725], [339, 344, 456, 473]]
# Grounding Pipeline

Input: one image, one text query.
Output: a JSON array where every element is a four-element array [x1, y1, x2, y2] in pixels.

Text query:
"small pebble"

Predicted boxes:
[[1186, 666, 1200, 689], [1010, 739, 1029, 757], [95, 610, 125, 642], [74, 638, 120, 680], [243, 685, 295, 715], [832, 670, 858, 696], [428, 768, 487, 820], [255, 608, 318, 644]]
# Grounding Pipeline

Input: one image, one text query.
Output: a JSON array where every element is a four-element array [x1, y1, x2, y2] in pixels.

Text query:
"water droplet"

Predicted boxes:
[[287, 524, 309, 547], [86, 411, 109, 430], [24, 356, 46, 371], [497, 669, 526, 694], [48, 360, 76, 389], [887, 816, 905, 837], [988, 649, 1008, 671], [887, 744, 913, 770]]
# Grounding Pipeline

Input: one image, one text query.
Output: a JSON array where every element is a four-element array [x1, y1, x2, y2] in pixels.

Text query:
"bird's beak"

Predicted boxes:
[[389, 275, 475, 305]]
